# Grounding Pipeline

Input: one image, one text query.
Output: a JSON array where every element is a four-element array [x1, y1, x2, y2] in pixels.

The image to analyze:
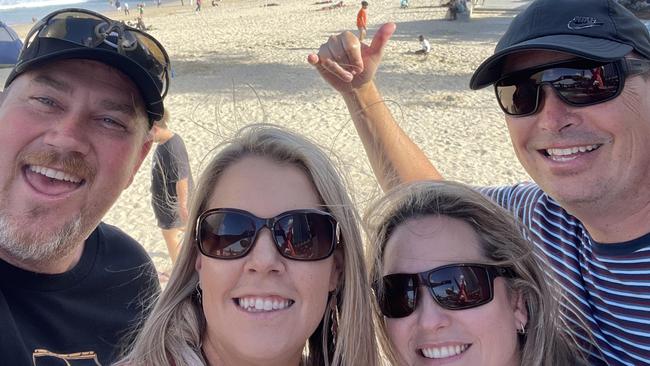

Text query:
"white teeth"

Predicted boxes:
[[546, 144, 599, 157], [29, 165, 82, 183], [237, 296, 292, 312], [420, 344, 469, 359]]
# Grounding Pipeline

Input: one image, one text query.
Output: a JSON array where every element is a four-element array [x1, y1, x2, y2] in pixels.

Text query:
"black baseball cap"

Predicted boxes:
[[470, 0, 650, 89], [5, 8, 170, 126]]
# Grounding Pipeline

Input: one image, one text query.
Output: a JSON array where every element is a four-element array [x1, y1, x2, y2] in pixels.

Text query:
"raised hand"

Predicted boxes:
[[307, 22, 396, 94]]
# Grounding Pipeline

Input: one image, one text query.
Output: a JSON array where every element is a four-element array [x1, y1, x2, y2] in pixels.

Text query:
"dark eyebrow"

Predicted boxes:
[[31, 75, 73, 94]]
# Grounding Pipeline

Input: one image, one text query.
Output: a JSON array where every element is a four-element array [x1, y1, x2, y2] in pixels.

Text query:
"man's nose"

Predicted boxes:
[[534, 85, 581, 132], [42, 113, 91, 156]]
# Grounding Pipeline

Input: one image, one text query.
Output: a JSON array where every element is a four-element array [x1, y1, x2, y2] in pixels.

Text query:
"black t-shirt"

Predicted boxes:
[[0, 223, 160, 366], [151, 134, 193, 212]]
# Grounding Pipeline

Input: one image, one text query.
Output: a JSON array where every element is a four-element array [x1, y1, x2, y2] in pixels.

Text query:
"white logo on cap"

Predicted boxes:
[[567, 16, 604, 30]]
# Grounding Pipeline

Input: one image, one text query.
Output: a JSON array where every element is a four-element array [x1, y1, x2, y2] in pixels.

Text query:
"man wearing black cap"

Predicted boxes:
[[0, 9, 170, 365], [309, 0, 650, 364]]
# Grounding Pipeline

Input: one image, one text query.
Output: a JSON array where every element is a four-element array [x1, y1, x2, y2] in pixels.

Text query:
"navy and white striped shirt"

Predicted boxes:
[[481, 182, 650, 366]]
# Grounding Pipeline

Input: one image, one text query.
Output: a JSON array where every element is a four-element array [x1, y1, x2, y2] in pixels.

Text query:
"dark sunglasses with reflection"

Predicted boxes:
[[495, 58, 650, 117], [195, 208, 340, 261], [374, 263, 515, 318]]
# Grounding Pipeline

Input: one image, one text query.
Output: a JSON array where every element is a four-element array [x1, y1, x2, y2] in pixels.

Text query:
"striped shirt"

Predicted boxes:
[[481, 183, 650, 366]]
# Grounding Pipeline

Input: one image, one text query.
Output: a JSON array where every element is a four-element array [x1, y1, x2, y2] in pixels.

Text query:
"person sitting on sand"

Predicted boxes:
[[414, 34, 430, 54]]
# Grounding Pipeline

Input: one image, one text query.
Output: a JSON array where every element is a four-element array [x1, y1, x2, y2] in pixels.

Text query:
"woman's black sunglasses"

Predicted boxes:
[[196, 208, 340, 261], [374, 263, 514, 318], [495, 58, 650, 117]]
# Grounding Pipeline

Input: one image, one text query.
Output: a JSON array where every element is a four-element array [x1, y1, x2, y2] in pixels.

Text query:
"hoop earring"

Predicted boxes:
[[517, 322, 526, 335]]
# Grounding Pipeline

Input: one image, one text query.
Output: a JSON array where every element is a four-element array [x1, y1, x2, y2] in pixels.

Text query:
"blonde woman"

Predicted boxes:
[[366, 181, 586, 366], [118, 125, 379, 366]]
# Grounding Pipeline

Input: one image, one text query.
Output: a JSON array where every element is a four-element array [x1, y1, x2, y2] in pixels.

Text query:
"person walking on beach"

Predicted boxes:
[[356, 1, 368, 42], [308, 0, 650, 363], [196, 0, 202, 12], [124, 2, 130, 15], [150, 110, 193, 264], [0, 8, 170, 366]]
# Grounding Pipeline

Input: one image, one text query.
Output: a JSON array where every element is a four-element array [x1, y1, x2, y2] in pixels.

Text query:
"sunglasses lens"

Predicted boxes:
[[379, 274, 417, 318], [496, 61, 621, 116], [38, 12, 101, 47], [132, 32, 168, 90], [551, 64, 619, 104], [496, 79, 539, 115], [427, 266, 493, 310], [199, 211, 255, 258], [274, 212, 335, 260]]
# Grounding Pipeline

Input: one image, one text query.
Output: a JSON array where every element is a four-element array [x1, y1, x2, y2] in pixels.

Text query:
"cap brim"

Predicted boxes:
[[6, 47, 163, 125], [469, 35, 633, 90]]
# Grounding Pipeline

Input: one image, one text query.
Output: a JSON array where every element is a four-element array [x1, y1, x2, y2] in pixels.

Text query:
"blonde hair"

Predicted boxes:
[[119, 124, 379, 366], [365, 180, 585, 366]]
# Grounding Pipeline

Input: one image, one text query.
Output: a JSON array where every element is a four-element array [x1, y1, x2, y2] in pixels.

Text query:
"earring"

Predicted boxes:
[[195, 281, 203, 304], [329, 290, 340, 346], [517, 322, 526, 335]]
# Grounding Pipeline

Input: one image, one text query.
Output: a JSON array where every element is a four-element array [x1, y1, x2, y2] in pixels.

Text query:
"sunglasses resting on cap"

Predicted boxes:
[[196, 208, 340, 261], [374, 263, 514, 318], [6, 8, 171, 125]]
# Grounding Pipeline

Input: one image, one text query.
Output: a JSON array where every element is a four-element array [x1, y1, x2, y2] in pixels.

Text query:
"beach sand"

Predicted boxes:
[[12, 0, 529, 277]]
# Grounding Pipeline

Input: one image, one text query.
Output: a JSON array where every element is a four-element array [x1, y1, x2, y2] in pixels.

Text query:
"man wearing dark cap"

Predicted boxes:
[[0, 9, 171, 365], [309, 0, 650, 364]]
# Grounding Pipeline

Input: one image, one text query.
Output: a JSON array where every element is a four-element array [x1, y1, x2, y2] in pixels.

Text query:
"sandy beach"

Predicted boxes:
[[10, 0, 530, 276]]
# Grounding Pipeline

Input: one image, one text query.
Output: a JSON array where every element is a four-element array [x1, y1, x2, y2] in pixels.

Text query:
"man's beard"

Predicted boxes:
[[0, 149, 96, 267], [0, 209, 84, 266]]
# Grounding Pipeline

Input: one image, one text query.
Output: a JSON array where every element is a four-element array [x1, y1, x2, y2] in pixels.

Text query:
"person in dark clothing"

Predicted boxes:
[[0, 8, 171, 365], [151, 109, 193, 264]]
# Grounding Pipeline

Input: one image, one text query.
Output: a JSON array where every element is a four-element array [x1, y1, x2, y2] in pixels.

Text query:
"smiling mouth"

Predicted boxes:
[[541, 144, 601, 161], [24, 164, 87, 196], [420, 344, 470, 359], [29, 165, 84, 184], [235, 296, 294, 313]]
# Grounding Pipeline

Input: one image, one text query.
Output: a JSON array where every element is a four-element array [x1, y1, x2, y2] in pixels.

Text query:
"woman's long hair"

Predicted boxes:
[[365, 180, 585, 366], [118, 124, 379, 366]]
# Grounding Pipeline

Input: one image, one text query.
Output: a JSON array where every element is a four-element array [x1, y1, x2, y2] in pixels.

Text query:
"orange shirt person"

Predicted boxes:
[[357, 1, 368, 42]]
